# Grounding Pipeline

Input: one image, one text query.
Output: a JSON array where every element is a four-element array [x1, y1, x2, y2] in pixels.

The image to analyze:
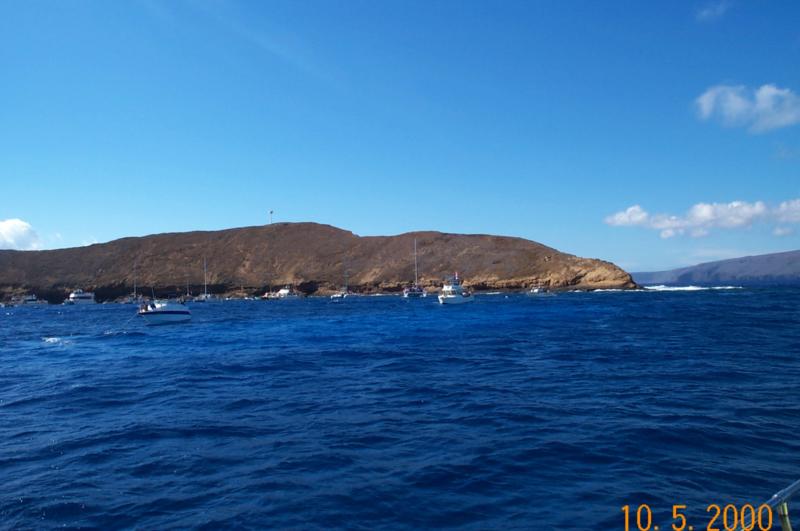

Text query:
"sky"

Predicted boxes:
[[1, 0, 799, 271]]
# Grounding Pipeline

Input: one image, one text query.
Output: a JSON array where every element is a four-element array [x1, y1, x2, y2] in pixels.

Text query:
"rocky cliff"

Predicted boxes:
[[0, 222, 638, 301]]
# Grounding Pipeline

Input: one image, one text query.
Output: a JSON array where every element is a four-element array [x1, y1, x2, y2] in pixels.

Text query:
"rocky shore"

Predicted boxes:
[[0, 222, 638, 303]]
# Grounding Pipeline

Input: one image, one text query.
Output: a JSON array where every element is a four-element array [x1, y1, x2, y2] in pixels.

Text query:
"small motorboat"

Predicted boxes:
[[137, 300, 191, 325], [438, 273, 474, 305], [403, 285, 426, 298], [527, 286, 553, 296], [330, 289, 349, 301]]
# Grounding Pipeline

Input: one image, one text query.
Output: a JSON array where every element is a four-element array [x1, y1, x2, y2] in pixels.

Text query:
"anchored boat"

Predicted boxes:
[[277, 286, 300, 299], [527, 286, 552, 296], [438, 273, 474, 305], [65, 289, 95, 305], [403, 238, 426, 298], [331, 267, 351, 301], [194, 257, 216, 302]]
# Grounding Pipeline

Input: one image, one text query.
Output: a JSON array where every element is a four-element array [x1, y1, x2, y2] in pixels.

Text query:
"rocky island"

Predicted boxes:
[[0, 222, 637, 302]]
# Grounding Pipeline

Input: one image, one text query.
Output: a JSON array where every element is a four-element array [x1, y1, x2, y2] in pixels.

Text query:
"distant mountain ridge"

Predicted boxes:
[[634, 250, 800, 286], [0, 222, 637, 302]]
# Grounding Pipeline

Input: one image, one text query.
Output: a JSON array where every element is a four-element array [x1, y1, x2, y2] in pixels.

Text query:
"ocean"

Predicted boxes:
[[1, 288, 799, 529]]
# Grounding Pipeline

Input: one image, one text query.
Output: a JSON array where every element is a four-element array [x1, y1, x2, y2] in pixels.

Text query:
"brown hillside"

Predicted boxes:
[[0, 222, 637, 301]]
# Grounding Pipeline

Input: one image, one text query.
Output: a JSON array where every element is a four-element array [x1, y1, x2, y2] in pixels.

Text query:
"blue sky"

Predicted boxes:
[[1, 0, 799, 271]]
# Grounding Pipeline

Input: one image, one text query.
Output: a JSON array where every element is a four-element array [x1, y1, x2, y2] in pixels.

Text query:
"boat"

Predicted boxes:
[[527, 286, 552, 296], [13, 294, 47, 306], [438, 273, 474, 305], [403, 238, 426, 298], [137, 300, 191, 325], [276, 286, 300, 299], [331, 266, 351, 300], [122, 260, 144, 304], [194, 257, 215, 301], [65, 289, 95, 305]]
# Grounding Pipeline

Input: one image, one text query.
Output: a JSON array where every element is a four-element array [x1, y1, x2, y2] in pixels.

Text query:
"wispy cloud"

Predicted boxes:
[[192, 2, 344, 91], [0, 218, 41, 250], [775, 143, 800, 160], [776, 199, 800, 223], [604, 199, 800, 238], [696, 84, 800, 133], [696, 1, 731, 21]]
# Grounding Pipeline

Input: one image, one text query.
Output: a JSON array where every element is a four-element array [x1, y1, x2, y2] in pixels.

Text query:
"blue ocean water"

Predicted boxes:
[[1, 289, 800, 529]]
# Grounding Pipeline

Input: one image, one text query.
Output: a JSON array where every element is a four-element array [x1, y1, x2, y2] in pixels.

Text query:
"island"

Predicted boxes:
[[0, 222, 638, 302]]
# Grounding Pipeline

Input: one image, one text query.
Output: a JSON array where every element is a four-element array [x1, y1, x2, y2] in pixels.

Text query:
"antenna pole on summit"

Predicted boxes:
[[269, 210, 274, 224]]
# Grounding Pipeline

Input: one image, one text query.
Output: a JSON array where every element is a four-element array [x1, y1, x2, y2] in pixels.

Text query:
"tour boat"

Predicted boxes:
[[65, 289, 95, 305], [14, 294, 46, 306], [277, 286, 300, 299], [137, 300, 191, 325], [438, 273, 474, 305], [403, 238, 426, 298]]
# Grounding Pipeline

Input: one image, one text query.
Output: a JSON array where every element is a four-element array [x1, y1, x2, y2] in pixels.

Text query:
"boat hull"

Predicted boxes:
[[438, 294, 474, 304], [138, 311, 192, 325], [403, 289, 426, 298]]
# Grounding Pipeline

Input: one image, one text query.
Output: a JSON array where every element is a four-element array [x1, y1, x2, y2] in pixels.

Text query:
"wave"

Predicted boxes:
[[643, 285, 743, 291]]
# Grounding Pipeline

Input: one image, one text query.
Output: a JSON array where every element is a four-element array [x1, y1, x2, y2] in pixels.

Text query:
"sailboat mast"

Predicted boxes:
[[203, 257, 208, 296], [133, 259, 137, 298], [414, 238, 418, 285]]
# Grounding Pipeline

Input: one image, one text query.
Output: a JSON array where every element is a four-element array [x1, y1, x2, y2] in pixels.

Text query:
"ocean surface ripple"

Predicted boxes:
[[1, 289, 799, 529]]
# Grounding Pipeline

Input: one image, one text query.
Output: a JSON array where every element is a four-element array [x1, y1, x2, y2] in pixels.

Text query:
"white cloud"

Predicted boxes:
[[776, 199, 800, 223], [774, 226, 794, 237], [605, 200, 776, 238], [0, 218, 41, 250], [696, 84, 800, 133], [604, 205, 649, 226], [696, 1, 731, 21]]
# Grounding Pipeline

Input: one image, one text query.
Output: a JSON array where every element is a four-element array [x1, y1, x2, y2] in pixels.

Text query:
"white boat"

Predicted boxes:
[[403, 238, 426, 298], [438, 273, 474, 305], [277, 286, 300, 299], [65, 289, 95, 305], [137, 300, 191, 325], [527, 286, 552, 296], [15, 294, 47, 306], [122, 259, 143, 304], [331, 267, 351, 300], [193, 257, 213, 302]]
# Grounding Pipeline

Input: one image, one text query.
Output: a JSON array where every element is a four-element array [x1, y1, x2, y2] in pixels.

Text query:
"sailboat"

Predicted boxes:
[[123, 260, 144, 304], [331, 264, 350, 300], [403, 238, 426, 298], [194, 257, 214, 302]]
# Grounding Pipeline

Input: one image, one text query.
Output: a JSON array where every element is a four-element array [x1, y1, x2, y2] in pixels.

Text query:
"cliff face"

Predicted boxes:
[[634, 249, 800, 286], [0, 222, 637, 301]]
